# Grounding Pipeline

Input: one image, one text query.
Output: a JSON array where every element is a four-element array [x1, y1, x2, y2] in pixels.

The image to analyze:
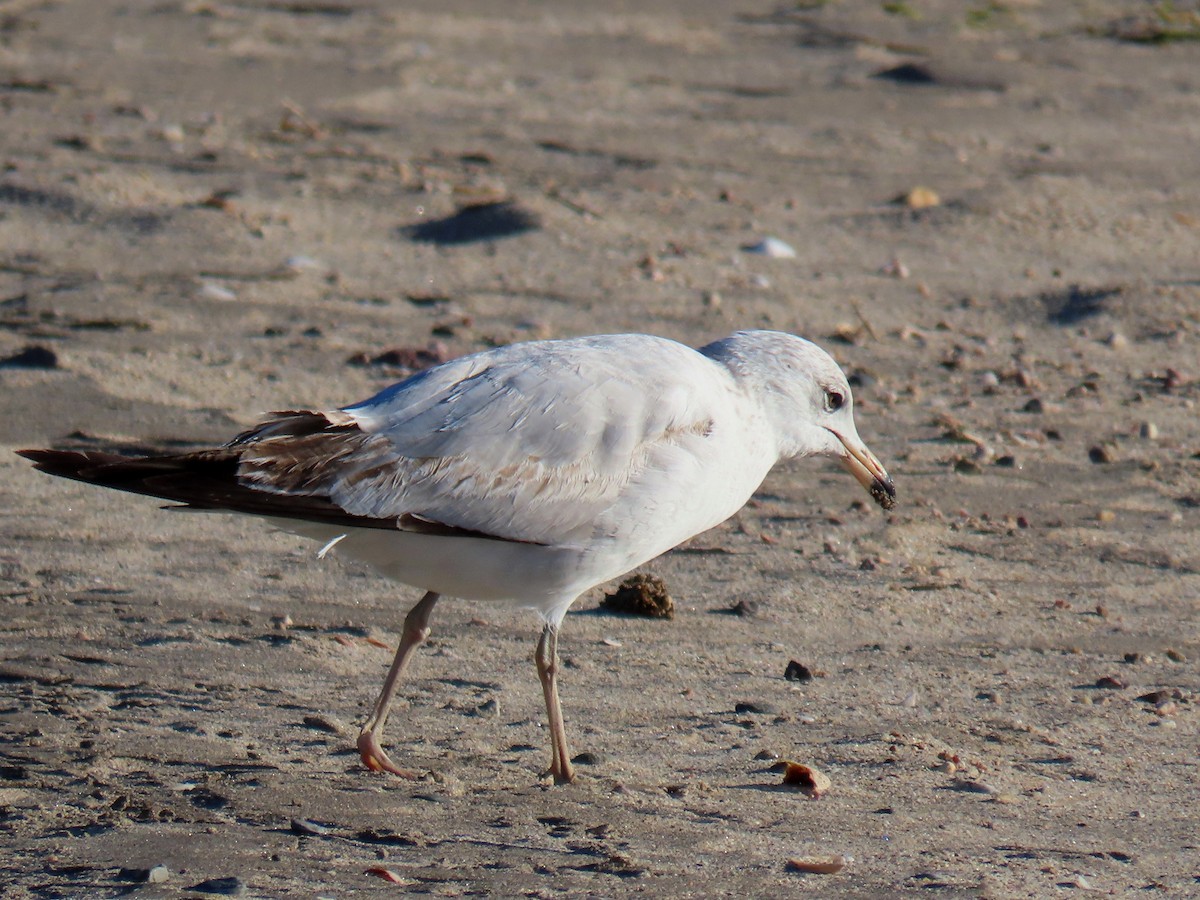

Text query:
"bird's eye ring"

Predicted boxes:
[[824, 390, 845, 413]]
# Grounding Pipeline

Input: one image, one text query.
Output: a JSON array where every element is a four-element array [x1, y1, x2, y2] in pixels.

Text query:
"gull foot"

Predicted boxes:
[[357, 731, 422, 779], [540, 763, 577, 786]]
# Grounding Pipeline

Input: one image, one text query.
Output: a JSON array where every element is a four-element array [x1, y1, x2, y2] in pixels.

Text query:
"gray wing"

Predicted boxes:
[[237, 335, 724, 546]]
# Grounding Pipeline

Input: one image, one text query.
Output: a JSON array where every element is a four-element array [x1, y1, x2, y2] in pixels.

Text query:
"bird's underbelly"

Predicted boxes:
[[267, 517, 597, 610]]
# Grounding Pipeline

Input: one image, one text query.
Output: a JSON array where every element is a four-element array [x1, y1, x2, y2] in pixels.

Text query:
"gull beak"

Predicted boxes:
[[832, 430, 897, 510]]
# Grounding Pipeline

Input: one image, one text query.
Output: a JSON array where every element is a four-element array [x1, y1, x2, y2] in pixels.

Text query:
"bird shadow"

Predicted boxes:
[[401, 200, 540, 246]]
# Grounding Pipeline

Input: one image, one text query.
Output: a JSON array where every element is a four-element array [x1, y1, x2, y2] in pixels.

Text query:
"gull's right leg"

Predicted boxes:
[[535, 623, 576, 785], [357, 590, 440, 777]]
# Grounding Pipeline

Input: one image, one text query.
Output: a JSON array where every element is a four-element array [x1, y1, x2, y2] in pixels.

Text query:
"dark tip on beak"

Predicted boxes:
[[869, 476, 897, 510]]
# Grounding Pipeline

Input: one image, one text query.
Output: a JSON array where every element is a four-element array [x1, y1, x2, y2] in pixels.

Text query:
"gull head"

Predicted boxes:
[[702, 330, 897, 510]]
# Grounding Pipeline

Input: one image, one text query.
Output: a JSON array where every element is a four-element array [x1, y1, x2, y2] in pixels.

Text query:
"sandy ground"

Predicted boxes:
[[2, 1, 1199, 896]]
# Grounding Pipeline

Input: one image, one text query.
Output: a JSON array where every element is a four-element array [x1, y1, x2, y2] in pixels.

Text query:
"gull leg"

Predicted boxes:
[[535, 623, 576, 785], [357, 590, 439, 777]]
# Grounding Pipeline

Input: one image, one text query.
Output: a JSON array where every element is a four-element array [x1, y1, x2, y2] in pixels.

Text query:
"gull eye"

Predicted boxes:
[[824, 389, 845, 413]]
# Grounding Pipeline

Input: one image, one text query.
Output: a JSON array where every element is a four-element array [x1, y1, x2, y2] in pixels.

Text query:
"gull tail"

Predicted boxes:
[[16, 447, 368, 527]]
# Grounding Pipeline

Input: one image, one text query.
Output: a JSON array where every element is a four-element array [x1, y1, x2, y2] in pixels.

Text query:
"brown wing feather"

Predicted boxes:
[[19, 409, 536, 544], [17, 446, 400, 530]]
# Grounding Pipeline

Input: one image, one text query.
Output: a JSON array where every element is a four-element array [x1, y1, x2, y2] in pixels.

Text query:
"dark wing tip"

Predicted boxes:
[[17, 448, 104, 478]]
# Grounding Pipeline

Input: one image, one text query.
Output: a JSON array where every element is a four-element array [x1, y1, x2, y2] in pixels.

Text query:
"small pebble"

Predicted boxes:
[[951, 779, 999, 795], [118, 865, 170, 884], [364, 867, 409, 884], [786, 855, 849, 874], [742, 237, 796, 258], [1088, 444, 1115, 464], [0, 345, 59, 369], [199, 282, 238, 302], [290, 818, 331, 836], [283, 254, 325, 273], [1139, 422, 1158, 440], [784, 660, 814, 682], [302, 714, 347, 735], [735, 701, 776, 715], [729, 598, 760, 617], [781, 762, 831, 798], [903, 186, 940, 209]]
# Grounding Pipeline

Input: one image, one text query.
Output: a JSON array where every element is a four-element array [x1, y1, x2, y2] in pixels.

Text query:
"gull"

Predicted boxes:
[[19, 330, 896, 784]]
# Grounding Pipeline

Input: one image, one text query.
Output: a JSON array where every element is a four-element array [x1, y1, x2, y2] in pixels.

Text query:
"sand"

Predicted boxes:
[[2, 1, 1199, 896]]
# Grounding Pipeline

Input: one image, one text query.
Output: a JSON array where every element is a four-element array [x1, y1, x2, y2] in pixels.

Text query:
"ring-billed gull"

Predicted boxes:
[[20, 330, 895, 784]]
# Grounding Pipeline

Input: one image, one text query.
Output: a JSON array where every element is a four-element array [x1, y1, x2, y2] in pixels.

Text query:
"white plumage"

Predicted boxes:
[[21, 329, 895, 784]]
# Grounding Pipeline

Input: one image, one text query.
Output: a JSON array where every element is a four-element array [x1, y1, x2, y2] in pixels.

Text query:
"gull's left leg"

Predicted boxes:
[[535, 623, 576, 785], [357, 590, 439, 777]]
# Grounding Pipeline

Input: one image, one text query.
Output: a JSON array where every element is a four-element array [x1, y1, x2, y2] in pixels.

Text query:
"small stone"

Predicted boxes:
[[742, 237, 796, 258], [364, 867, 409, 885], [283, 254, 324, 274], [1088, 444, 1115, 464], [118, 865, 170, 884], [199, 282, 238, 302], [1094, 676, 1126, 689], [729, 598, 760, 617], [951, 779, 999, 795], [902, 186, 941, 209], [994, 455, 1017, 468], [1165, 648, 1186, 663], [786, 855, 848, 874], [784, 660, 814, 683], [0, 345, 58, 369], [735, 701, 776, 715], [781, 762, 831, 798], [1139, 422, 1158, 440], [1097, 509, 1116, 523], [1136, 689, 1182, 704], [954, 458, 982, 475], [571, 751, 603, 766], [1022, 397, 1045, 414], [1106, 332, 1129, 350], [302, 714, 347, 735], [290, 818, 331, 836]]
